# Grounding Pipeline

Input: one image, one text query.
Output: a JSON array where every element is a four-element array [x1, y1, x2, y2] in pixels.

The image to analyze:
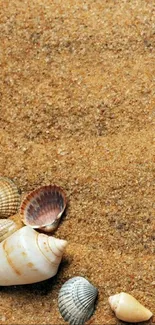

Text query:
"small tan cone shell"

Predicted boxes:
[[108, 292, 153, 323]]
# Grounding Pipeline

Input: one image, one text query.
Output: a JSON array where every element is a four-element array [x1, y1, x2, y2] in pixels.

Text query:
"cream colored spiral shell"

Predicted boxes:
[[0, 226, 67, 285]]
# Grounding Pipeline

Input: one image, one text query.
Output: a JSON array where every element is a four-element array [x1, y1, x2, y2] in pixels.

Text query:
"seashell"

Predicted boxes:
[[0, 219, 18, 242], [58, 276, 98, 325], [0, 177, 21, 218], [108, 292, 153, 323], [20, 184, 66, 232], [0, 225, 67, 285], [9, 213, 24, 230]]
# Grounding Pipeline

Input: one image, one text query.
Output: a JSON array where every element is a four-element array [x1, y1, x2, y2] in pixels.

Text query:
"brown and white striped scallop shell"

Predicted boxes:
[[20, 184, 67, 233], [58, 276, 98, 325], [0, 219, 18, 242], [0, 177, 21, 218]]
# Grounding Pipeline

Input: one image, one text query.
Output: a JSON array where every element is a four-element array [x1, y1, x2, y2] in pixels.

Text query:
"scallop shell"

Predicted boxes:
[[0, 219, 18, 242], [108, 292, 153, 323], [58, 276, 98, 325], [0, 177, 21, 218], [20, 184, 67, 232]]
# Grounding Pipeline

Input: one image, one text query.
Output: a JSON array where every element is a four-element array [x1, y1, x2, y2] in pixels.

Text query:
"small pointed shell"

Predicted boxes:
[[20, 185, 67, 232], [0, 219, 18, 242], [0, 177, 21, 218], [0, 226, 67, 285], [58, 276, 98, 325], [108, 292, 153, 323]]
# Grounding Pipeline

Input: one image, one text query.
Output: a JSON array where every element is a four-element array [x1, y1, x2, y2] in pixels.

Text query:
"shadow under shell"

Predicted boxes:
[[20, 185, 67, 232]]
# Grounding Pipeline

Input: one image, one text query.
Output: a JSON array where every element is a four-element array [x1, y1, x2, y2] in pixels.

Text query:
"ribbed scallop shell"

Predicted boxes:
[[58, 276, 98, 325], [0, 177, 21, 218], [0, 219, 18, 242], [20, 184, 67, 232]]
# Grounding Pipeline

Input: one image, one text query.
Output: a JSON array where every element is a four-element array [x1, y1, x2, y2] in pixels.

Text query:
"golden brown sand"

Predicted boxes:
[[0, 0, 154, 324]]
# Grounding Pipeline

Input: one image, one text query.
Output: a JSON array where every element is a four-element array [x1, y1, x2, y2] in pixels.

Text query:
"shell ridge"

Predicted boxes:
[[0, 219, 18, 242], [0, 177, 20, 218]]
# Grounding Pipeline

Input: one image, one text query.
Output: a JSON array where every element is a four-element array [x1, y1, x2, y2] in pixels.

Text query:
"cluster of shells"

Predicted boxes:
[[0, 177, 153, 324], [0, 177, 67, 285]]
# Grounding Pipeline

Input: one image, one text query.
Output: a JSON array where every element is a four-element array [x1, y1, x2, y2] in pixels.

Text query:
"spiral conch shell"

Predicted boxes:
[[0, 226, 67, 286], [20, 185, 66, 232], [58, 276, 98, 325], [108, 292, 153, 323], [0, 177, 21, 218]]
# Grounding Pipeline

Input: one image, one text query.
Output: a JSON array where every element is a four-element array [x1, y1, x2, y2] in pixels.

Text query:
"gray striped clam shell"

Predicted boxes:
[[0, 177, 21, 218], [58, 276, 98, 325]]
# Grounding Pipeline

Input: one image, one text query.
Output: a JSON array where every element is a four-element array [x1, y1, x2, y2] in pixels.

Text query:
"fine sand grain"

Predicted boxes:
[[0, 0, 154, 324]]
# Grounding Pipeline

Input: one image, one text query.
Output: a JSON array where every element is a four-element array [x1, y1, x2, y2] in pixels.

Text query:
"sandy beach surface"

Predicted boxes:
[[0, 0, 154, 324]]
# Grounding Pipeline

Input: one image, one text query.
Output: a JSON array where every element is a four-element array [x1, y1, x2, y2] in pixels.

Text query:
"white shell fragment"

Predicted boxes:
[[0, 177, 21, 218], [58, 276, 98, 325], [0, 226, 67, 286], [0, 219, 18, 242], [108, 292, 153, 323]]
